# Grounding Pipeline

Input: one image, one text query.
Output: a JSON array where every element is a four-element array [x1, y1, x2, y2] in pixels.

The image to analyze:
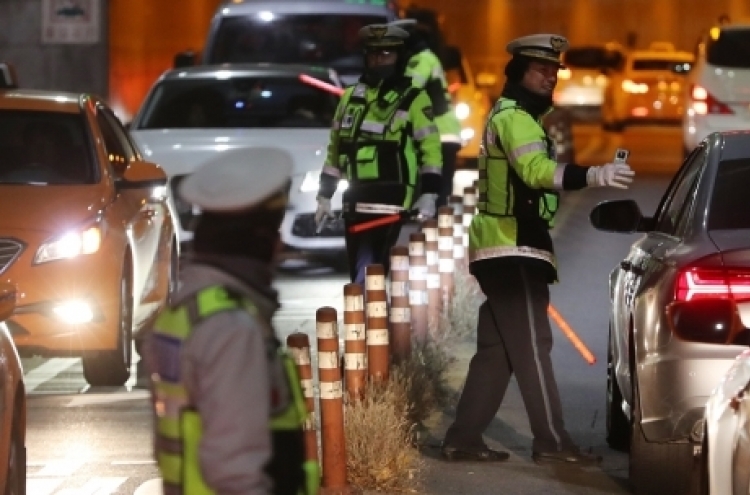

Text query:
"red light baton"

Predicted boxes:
[[299, 74, 344, 96], [348, 213, 403, 234]]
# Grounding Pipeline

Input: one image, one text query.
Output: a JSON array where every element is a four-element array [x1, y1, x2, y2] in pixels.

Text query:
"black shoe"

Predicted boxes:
[[441, 445, 510, 462], [532, 447, 602, 466]]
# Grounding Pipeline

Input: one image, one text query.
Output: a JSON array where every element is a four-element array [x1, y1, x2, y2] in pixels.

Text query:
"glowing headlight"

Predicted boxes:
[[53, 300, 94, 324], [300, 171, 349, 193], [455, 102, 471, 120], [35, 227, 102, 264]]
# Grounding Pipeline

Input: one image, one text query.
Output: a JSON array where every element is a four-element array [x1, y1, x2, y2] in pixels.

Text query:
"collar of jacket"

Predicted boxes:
[[500, 81, 554, 120]]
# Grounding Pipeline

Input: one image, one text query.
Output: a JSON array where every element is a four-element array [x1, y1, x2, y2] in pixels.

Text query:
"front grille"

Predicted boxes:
[[292, 212, 345, 238], [0, 238, 24, 274]]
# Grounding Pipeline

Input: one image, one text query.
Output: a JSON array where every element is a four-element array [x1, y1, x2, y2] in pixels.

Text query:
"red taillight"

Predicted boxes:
[[690, 84, 734, 115], [675, 267, 750, 302]]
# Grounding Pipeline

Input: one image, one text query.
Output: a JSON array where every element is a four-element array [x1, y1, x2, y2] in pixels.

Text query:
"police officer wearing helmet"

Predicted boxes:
[[314, 23, 443, 284], [390, 17, 463, 209], [441, 34, 634, 465], [144, 148, 319, 494]]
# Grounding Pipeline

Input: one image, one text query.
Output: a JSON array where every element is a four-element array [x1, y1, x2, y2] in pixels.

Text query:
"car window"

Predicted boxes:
[[0, 110, 96, 185], [563, 47, 624, 70], [653, 146, 706, 235], [631, 58, 688, 71], [208, 14, 387, 76], [708, 158, 750, 230], [707, 28, 750, 68], [136, 75, 339, 130]]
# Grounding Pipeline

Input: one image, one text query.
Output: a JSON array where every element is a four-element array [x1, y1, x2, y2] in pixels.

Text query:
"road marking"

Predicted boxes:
[[65, 390, 149, 407], [134, 478, 163, 495], [26, 478, 63, 495], [56, 477, 128, 495], [35, 458, 86, 476], [24, 358, 79, 392], [111, 460, 156, 465]]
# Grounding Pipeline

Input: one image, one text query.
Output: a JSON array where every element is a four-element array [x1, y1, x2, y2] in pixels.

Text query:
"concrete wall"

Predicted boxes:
[[0, 0, 108, 96]]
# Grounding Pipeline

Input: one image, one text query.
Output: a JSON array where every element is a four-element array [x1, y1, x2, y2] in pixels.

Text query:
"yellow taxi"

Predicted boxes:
[[0, 63, 179, 387], [601, 41, 694, 131], [0, 283, 25, 493]]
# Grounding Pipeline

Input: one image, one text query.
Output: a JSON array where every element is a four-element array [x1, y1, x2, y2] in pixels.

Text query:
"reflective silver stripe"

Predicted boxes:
[[469, 245, 554, 265], [431, 67, 443, 78], [521, 267, 563, 449], [355, 202, 404, 215], [420, 166, 442, 176], [414, 123, 439, 140], [394, 110, 409, 121], [322, 165, 342, 178], [353, 84, 367, 97], [509, 141, 546, 162], [361, 120, 386, 133], [440, 134, 462, 143], [553, 164, 566, 190], [156, 434, 184, 455], [411, 73, 428, 86]]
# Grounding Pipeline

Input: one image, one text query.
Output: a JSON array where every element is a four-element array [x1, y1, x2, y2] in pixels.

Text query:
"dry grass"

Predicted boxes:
[[344, 378, 423, 493], [432, 262, 483, 347]]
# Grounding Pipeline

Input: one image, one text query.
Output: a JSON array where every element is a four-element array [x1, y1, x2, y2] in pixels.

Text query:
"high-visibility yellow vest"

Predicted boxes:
[[151, 285, 319, 495]]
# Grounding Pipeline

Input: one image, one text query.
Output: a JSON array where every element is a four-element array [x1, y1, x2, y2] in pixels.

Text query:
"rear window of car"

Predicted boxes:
[[135, 74, 340, 130], [631, 58, 686, 71], [708, 158, 750, 230], [207, 14, 387, 76], [563, 47, 624, 70], [0, 110, 96, 185], [706, 28, 750, 68]]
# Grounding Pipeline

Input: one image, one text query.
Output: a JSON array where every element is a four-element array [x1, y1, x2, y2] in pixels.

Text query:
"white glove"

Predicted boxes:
[[586, 163, 635, 189], [314, 196, 332, 226], [413, 193, 438, 218]]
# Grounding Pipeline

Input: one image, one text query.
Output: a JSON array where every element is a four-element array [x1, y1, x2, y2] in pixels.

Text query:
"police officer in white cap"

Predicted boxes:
[[441, 35, 634, 466], [144, 148, 318, 494]]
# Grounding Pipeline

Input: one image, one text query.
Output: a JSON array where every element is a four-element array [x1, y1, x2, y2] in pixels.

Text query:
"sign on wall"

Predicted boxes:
[[41, 0, 100, 44]]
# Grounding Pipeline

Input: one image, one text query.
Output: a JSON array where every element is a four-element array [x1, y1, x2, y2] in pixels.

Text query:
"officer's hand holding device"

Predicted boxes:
[[314, 196, 332, 227], [586, 148, 635, 189]]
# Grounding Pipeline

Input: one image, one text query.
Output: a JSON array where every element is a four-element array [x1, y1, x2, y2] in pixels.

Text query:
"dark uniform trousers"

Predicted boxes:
[[444, 261, 575, 454], [437, 142, 462, 208], [344, 219, 402, 285]]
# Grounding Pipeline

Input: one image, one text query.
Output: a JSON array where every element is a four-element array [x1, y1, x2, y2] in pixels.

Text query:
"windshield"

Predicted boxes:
[[707, 29, 750, 68], [708, 158, 750, 230], [136, 75, 340, 130], [207, 14, 388, 75], [0, 110, 96, 185]]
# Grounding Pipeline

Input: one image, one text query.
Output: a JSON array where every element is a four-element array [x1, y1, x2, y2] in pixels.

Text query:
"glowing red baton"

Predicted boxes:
[[299, 74, 344, 96]]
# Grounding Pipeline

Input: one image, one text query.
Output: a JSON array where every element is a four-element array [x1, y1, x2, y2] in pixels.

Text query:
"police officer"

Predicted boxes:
[[391, 17, 463, 208], [440, 34, 634, 465], [314, 23, 443, 284], [144, 148, 318, 494]]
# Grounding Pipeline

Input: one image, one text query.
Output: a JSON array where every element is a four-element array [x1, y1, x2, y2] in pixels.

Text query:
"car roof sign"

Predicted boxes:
[[0, 63, 18, 89]]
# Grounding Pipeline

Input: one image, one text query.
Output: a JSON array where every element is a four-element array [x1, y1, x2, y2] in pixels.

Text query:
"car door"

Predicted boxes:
[[95, 104, 164, 306], [616, 146, 706, 401]]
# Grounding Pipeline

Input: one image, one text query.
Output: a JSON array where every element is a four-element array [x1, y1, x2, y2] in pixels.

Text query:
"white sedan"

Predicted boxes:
[[129, 63, 347, 263]]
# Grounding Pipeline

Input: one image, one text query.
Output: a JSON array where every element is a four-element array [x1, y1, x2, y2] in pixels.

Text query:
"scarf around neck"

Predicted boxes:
[[500, 81, 554, 120]]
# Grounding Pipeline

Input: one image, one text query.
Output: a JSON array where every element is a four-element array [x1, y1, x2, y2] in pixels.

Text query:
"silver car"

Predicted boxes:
[[590, 130, 750, 495]]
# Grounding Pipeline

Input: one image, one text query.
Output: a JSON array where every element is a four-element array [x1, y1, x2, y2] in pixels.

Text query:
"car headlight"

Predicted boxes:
[[300, 171, 349, 193], [35, 226, 102, 264], [455, 102, 471, 120]]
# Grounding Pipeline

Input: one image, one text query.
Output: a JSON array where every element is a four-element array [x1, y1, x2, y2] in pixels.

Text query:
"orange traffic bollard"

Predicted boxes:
[[365, 264, 389, 383], [389, 245, 412, 362], [547, 304, 597, 365], [437, 206, 455, 306], [462, 187, 476, 247], [286, 333, 321, 484], [421, 219, 442, 334], [315, 307, 348, 491], [343, 283, 367, 400], [408, 233, 429, 344]]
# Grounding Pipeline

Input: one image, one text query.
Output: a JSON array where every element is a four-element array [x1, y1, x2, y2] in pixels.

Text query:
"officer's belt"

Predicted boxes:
[[352, 202, 405, 215]]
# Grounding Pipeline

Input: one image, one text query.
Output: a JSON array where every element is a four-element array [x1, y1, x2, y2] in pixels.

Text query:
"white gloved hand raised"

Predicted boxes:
[[586, 163, 635, 189], [314, 196, 332, 226], [413, 193, 438, 219]]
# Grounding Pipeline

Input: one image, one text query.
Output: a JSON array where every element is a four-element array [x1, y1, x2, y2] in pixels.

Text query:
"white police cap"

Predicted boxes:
[[359, 23, 409, 48], [506, 34, 570, 65], [179, 147, 293, 213]]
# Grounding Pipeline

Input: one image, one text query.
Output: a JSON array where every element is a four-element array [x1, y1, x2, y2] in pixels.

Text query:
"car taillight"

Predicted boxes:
[[675, 267, 750, 302], [690, 84, 734, 115]]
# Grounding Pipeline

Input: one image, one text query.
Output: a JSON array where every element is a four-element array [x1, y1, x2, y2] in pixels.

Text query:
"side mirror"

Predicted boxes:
[[590, 199, 645, 233], [667, 299, 744, 344], [116, 160, 168, 190], [174, 50, 197, 68], [475, 72, 497, 89], [0, 283, 16, 321]]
